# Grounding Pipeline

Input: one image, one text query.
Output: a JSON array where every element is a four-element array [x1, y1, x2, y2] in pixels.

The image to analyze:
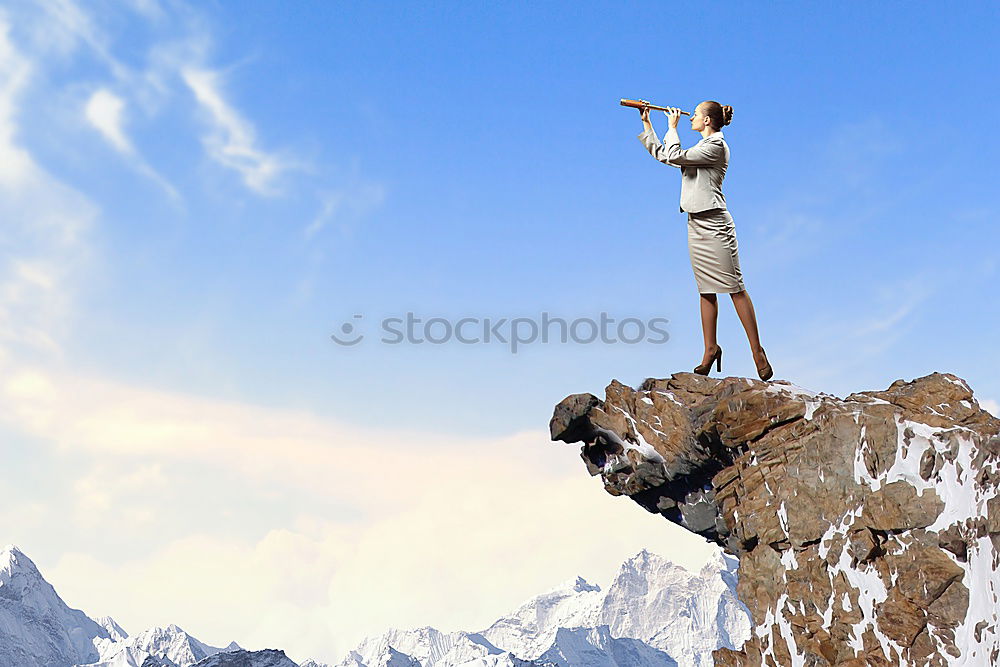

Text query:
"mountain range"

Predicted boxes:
[[0, 543, 749, 666]]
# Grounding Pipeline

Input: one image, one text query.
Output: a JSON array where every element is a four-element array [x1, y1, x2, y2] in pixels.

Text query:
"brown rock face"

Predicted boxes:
[[550, 371, 1000, 666]]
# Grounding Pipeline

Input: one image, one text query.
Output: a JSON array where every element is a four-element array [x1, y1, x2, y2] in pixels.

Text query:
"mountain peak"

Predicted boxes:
[[624, 548, 680, 569], [1, 543, 43, 581], [2, 543, 27, 564], [95, 615, 129, 641]]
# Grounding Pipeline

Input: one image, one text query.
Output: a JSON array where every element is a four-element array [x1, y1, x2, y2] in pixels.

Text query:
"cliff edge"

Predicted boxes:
[[550, 371, 1000, 666]]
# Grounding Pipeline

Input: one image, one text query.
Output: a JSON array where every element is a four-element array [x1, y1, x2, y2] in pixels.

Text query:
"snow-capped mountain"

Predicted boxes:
[[1, 541, 749, 667], [334, 548, 751, 667], [0, 544, 249, 667], [85, 622, 243, 666], [0, 543, 112, 666]]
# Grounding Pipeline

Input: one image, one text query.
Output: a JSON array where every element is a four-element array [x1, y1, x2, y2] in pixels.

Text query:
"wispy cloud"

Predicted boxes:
[[33, 0, 130, 80], [72, 460, 168, 523], [84, 88, 131, 153], [304, 183, 387, 239], [182, 66, 294, 195], [983, 399, 998, 418], [851, 274, 930, 337], [0, 12, 95, 360], [771, 268, 938, 395], [83, 86, 180, 199], [12, 0, 303, 200], [123, 0, 164, 22]]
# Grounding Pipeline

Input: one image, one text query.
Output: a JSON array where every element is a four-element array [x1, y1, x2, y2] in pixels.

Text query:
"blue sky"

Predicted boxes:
[[1, 0, 998, 663]]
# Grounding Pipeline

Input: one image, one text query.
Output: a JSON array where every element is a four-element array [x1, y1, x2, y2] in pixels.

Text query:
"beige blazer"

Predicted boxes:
[[637, 127, 729, 213]]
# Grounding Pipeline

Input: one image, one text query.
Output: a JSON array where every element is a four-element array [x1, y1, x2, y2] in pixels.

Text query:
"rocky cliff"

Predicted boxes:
[[549, 372, 1000, 666]]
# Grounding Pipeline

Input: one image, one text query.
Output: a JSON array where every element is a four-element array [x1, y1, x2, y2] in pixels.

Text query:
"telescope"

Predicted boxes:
[[620, 98, 691, 116]]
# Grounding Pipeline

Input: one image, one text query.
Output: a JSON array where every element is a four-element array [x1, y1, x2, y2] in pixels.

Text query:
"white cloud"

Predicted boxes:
[[0, 16, 36, 188], [85, 88, 131, 153], [6, 1, 186, 202], [182, 67, 292, 195], [72, 460, 168, 522], [983, 399, 998, 418], [82, 86, 180, 199], [0, 13, 95, 358]]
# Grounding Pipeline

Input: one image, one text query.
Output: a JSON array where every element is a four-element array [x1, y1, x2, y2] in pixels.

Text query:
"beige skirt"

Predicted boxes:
[[686, 208, 746, 294]]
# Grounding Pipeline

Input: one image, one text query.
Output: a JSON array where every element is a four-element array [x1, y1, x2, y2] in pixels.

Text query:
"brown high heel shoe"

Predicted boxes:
[[755, 347, 773, 381], [694, 344, 722, 376]]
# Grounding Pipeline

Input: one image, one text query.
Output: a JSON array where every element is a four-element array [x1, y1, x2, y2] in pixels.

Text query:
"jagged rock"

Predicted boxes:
[[188, 648, 297, 667], [550, 371, 1000, 666]]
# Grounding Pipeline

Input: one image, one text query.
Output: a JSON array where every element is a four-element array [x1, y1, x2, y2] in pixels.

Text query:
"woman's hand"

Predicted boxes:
[[664, 107, 682, 129], [638, 103, 650, 124]]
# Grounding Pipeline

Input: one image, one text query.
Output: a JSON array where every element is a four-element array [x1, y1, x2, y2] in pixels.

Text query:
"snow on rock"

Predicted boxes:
[[551, 370, 1000, 665]]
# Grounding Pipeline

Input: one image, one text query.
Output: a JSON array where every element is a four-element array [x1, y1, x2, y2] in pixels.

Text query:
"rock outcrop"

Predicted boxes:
[[550, 371, 1000, 666]]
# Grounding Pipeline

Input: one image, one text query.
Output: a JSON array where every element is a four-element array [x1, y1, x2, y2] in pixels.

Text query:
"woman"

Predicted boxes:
[[636, 100, 772, 380]]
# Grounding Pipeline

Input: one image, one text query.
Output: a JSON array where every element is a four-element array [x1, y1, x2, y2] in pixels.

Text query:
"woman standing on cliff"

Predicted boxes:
[[637, 101, 772, 381]]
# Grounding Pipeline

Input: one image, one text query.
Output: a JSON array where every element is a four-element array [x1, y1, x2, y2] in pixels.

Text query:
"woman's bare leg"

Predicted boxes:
[[699, 292, 720, 366], [730, 289, 766, 366]]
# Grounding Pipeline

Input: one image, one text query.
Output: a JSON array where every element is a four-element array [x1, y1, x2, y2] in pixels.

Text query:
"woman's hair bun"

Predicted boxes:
[[721, 105, 734, 127]]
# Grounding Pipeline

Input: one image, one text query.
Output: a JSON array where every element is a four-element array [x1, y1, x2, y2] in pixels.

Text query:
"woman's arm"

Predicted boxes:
[[661, 129, 725, 166], [637, 105, 681, 168]]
